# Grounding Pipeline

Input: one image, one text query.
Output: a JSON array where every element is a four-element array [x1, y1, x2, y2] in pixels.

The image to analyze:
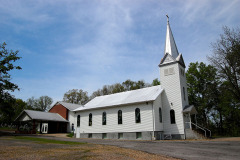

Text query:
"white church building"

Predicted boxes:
[[69, 16, 198, 140], [16, 16, 201, 140]]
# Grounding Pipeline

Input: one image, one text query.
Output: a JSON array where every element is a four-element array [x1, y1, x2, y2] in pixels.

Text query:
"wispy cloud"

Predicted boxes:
[[0, 0, 239, 103]]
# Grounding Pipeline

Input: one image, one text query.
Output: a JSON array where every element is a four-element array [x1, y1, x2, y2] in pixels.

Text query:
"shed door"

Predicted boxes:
[[41, 123, 48, 133]]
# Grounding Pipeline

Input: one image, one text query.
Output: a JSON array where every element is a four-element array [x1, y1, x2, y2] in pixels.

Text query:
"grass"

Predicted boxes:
[[13, 136, 86, 145], [67, 132, 74, 138], [0, 127, 16, 131]]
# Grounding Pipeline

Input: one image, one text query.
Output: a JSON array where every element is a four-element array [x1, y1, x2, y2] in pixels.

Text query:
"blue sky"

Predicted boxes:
[[0, 0, 239, 103]]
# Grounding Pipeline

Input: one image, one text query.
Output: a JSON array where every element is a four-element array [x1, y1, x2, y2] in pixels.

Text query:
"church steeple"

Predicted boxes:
[[164, 15, 179, 59]]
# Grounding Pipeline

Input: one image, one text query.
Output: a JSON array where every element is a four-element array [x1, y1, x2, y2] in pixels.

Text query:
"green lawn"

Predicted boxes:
[[14, 136, 86, 145]]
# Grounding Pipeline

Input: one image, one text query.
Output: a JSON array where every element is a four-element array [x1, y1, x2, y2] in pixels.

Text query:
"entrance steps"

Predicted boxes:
[[185, 129, 206, 139]]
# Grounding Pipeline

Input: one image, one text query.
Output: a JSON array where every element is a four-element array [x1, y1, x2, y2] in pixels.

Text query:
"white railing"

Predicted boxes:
[[185, 122, 211, 137]]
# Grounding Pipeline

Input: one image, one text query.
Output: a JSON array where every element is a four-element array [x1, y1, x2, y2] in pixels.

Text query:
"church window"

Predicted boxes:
[[118, 133, 123, 139], [180, 69, 185, 76], [159, 108, 162, 123], [136, 132, 142, 139], [135, 108, 141, 123], [169, 67, 175, 75], [170, 109, 176, 124], [77, 115, 80, 127], [118, 110, 122, 124], [102, 133, 107, 139], [164, 69, 169, 76], [102, 112, 106, 125], [89, 113, 92, 126], [164, 68, 175, 76], [183, 87, 186, 101], [88, 133, 92, 138]]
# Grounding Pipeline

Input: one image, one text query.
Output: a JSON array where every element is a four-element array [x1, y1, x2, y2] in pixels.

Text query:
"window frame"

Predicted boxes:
[[136, 132, 142, 139], [159, 108, 162, 123], [102, 112, 106, 125], [118, 110, 122, 124], [77, 115, 80, 127], [135, 108, 141, 123], [170, 109, 176, 124], [89, 113, 92, 126]]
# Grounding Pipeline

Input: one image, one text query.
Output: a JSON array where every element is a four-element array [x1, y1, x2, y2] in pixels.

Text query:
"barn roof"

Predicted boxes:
[[53, 101, 83, 111], [15, 110, 68, 122], [74, 85, 163, 111]]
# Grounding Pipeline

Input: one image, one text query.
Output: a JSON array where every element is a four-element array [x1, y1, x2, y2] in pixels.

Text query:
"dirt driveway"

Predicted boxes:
[[35, 135, 240, 160], [0, 136, 176, 160]]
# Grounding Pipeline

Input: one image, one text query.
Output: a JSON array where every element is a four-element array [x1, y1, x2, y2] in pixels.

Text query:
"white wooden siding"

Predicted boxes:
[[76, 103, 154, 133], [179, 65, 189, 108], [160, 63, 185, 134], [153, 94, 163, 131], [68, 111, 76, 133]]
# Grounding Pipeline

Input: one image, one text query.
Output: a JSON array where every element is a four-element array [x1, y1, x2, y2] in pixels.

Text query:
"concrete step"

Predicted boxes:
[[185, 129, 206, 139]]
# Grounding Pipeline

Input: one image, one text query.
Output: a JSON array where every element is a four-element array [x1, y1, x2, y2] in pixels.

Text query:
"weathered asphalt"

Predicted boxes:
[[29, 135, 240, 160]]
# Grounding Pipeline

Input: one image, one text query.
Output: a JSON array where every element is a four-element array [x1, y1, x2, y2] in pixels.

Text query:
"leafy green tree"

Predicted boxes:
[[112, 83, 125, 93], [90, 89, 102, 100], [152, 78, 160, 86], [0, 42, 21, 123], [13, 99, 30, 117], [0, 42, 22, 101], [122, 79, 134, 91], [208, 26, 240, 103], [186, 62, 220, 128], [63, 89, 89, 105]]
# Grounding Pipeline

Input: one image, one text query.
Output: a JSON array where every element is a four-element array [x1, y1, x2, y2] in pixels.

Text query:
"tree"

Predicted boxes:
[[152, 78, 160, 86], [36, 96, 53, 111], [63, 89, 89, 105], [112, 83, 125, 93], [208, 26, 240, 103], [26, 97, 37, 108], [0, 42, 22, 102], [122, 79, 134, 91], [186, 62, 220, 128]]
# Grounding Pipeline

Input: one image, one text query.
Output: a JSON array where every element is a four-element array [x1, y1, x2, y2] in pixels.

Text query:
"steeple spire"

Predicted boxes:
[[164, 15, 179, 59]]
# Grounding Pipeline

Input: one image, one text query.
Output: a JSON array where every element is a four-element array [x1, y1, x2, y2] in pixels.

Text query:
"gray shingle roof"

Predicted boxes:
[[56, 101, 83, 111], [16, 110, 68, 122], [74, 85, 163, 111], [183, 105, 197, 114]]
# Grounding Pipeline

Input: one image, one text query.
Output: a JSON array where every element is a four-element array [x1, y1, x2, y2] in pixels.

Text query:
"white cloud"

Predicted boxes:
[[3, 0, 239, 103]]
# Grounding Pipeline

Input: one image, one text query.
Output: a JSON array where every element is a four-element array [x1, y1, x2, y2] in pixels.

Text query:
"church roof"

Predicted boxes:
[[74, 85, 163, 111], [52, 101, 83, 111], [15, 110, 68, 122], [183, 105, 197, 114], [164, 15, 179, 59]]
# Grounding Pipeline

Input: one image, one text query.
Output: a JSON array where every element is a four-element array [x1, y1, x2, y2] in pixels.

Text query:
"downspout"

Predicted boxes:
[[151, 102, 155, 140]]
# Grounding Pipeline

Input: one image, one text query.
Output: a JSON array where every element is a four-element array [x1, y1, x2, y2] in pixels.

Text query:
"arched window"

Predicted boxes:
[[77, 115, 80, 127], [89, 113, 92, 126], [183, 87, 186, 101], [102, 112, 106, 125], [135, 108, 141, 123], [159, 108, 162, 123], [170, 109, 176, 124], [118, 110, 122, 124]]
